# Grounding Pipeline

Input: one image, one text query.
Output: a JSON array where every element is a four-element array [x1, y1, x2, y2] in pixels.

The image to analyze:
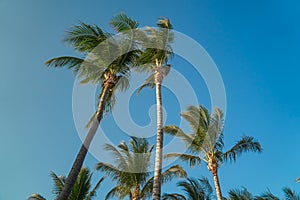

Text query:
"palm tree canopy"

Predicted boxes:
[[96, 137, 186, 199], [164, 105, 262, 167], [45, 13, 140, 114], [27, 168, 104, 200], [134, 17, 173, 93]]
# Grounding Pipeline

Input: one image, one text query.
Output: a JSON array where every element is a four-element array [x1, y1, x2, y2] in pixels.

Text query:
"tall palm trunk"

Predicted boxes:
[[212, 172, 222, 200], [208, 163, 222, 200], [57, 83, 112, 200], [132, 184, 141, 200], [152, 66, 164, 200]]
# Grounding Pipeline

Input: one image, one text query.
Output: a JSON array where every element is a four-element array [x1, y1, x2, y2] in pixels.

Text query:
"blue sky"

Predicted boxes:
[[1, 0, 300, 199]]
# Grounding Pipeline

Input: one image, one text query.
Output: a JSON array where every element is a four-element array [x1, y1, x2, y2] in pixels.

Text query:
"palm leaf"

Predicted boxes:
[[64, 22, 107, 52], [164, 153, 201, 167], [86, 176, 105, 200], [68, 168, 91, 200], [227, 187, 253, 200], [255, 188, 279, 200], [96, 162, 122, 182], [50, 171, 65, 196], [222, 136, 262, 162], [45, 56, 84, 72], [161, 165, 187, 183], [110, 13, 139, 32], [162, 193, 186, 200], [283, 187, 300, 200], [163, 125, 194, 145], [105, 185, 130, 200]]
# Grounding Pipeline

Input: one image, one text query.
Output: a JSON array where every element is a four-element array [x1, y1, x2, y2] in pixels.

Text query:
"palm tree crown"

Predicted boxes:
[[96, 137, 186, 200], [28, 168, 104, 200], [164, 105, 262, 200]]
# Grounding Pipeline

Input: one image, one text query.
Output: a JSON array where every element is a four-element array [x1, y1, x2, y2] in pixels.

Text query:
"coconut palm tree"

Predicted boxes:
[[135, 17, 173, 200], [255, 187, 300, 200], [96, 137, 186, 200], [46, 14, 140, 200], [162, 177, 214, 200], [164, 105, 262, 200], [28, 168, 104, 200]]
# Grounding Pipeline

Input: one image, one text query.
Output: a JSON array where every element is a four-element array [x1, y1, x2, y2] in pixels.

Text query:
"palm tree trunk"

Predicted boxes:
[[152, 67, 164, 200], [56, 84, 111, 200], [132, 185, 140, 200], [211, 170, 222, 200]]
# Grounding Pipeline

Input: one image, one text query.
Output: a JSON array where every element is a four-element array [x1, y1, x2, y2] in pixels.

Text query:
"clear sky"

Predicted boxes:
[[1, 0, 300, 199]]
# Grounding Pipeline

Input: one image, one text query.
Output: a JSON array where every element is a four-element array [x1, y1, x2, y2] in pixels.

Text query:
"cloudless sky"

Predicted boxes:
[[1, 0, 300, 199]]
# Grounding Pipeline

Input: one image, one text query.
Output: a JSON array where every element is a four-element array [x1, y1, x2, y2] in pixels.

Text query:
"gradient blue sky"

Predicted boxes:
[[1, 0, 300, 199]]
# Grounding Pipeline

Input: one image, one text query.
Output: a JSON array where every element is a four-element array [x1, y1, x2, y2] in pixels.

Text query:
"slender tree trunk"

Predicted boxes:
[[132, 185, 140, 200], [152, 67, 164, 200], [210, 169, 222, 200], [56, 84, 111, 200]]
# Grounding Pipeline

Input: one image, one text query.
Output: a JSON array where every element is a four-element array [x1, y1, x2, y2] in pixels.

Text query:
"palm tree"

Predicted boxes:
[[164, 105, 262, 200], [162, 177, 214, 200], [28, 168, 104, 200], [256, 187, 300, 200], [96, 137, 186, 200], [46, 14, 140, 200], [135, 17, 174, 200], [225, 187, 253, 200]]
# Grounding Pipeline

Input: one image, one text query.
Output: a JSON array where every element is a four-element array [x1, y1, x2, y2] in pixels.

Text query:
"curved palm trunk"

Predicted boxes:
[[56, 83, 111, 200], [152, 67, 164, 200], [208, 165, 222, 200]]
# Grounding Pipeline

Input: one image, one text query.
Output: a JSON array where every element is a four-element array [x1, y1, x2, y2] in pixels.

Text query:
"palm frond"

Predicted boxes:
[[176, 177, 213, 200], [161, 165, 187, 183], [227, 187, 253, 200], [110, 13, 139, 32], [162, 193, 186, 200], [164, 153, 201, 168], [136, 73, 155, 94], [140, 177, 153, 199], [255, 188, 279, 200], [118, 141, 133, 168], [86, 176, 105, 200], [105, 185, 130, 200], [222, 136, 262, 162], [64, 22, 107, 52], [68, 168, 91, 200], [96, 162, 121, 182], [180, 105, 208, 135], [115, 76, 130, 92], [45, 56, 84, 72], [104, 144, 128, 170], [49, 171, 65, 196], [163, 125, 194, 145], [283, 187, 300, 200]]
